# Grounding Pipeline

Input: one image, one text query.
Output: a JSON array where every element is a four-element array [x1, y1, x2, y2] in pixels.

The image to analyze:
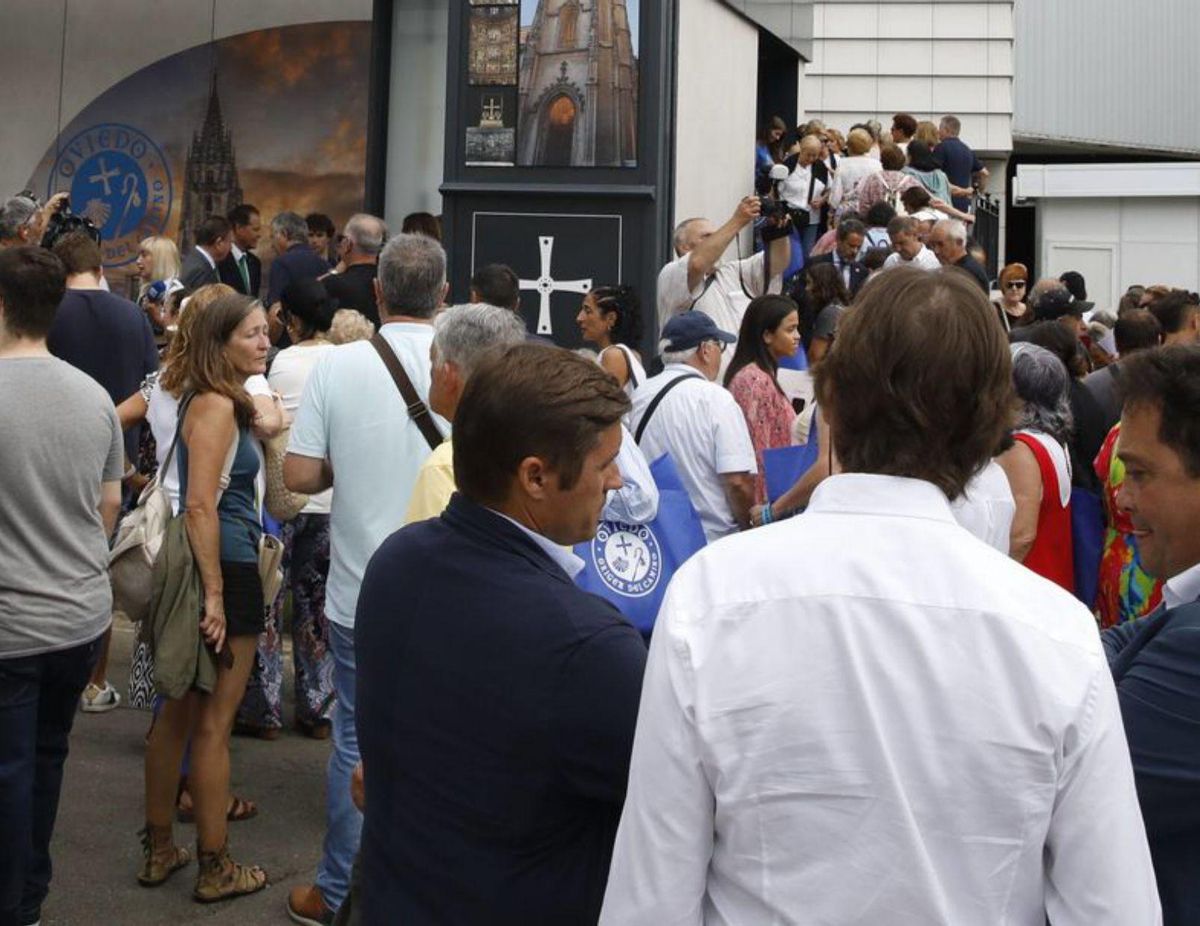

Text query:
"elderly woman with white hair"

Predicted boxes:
[[997, 342, 1075, 590]]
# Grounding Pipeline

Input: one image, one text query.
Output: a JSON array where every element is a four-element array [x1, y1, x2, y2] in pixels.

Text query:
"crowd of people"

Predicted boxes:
[[1, 107, 1200, 926]]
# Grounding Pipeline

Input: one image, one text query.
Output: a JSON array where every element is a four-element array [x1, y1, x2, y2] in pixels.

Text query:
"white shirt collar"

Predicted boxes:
[[806, 473, 956, 525], [1163, 561, 1200, 609], [197, 246, 217, 269], [230, 243, 246, 262], [488, 509, 585, 579]]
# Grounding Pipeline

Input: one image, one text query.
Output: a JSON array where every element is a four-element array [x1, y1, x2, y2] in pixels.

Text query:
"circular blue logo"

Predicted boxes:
[[591, 522, 663, 598], [49, 123, 172, 269]]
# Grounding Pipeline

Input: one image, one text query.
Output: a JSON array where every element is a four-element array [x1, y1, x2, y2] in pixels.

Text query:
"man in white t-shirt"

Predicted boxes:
[[883, 215, 940, 272], [283, 233, 449, 925], [629, 313, 756, 541], [656, 197, 790, 346]]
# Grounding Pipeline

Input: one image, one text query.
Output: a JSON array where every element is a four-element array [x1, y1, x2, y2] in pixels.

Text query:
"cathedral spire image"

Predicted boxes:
[[179, 72, 243, 252]]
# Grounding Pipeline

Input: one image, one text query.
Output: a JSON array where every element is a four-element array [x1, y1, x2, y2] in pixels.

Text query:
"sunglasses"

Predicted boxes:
[[1005, 281, 1027, 289]]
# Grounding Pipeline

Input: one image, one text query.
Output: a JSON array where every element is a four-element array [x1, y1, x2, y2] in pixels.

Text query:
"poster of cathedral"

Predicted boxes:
[[465, 88, 517, 165], [469, 7, 520, 86], [516, 0, 639, 167], [22, 22, 371, 296]]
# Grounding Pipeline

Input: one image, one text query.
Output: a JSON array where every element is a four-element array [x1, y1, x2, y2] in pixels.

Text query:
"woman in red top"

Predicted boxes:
[[998, 342, 1075, 590], [724, 295, 801, 506]]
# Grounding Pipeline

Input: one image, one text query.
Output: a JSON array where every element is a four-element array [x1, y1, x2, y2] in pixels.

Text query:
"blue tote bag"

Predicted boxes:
[[762, 413, 821, 504], [574, 453, 707, 637]]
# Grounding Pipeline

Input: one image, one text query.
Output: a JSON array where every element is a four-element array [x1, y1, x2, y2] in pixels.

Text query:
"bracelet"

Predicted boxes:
[[761, 503, 774, 525]]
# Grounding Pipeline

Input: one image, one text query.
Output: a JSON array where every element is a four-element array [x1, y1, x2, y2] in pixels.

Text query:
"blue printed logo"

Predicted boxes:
[[591, 522, 663, 598], [49, 123, 172, 269]]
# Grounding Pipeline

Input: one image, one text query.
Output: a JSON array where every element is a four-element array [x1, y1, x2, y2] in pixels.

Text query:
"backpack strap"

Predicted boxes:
[[634, 372, 703, 444], [370, 333, 443, 451]]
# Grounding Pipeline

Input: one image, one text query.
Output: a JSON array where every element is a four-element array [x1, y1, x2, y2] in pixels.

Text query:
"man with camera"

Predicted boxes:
[[656, 196, 791, 356]]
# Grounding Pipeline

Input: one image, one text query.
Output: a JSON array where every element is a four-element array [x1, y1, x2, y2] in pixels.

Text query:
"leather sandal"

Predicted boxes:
[[137, 824, 192, 887], [176, 790, 258, 824], [193, 841, 267, 903]]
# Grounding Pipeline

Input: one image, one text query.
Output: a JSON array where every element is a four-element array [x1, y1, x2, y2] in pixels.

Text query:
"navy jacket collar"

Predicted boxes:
[[441, 492, 575, 586]]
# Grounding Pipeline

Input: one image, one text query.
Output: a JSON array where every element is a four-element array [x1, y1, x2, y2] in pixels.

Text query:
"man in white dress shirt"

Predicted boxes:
[[629, 313, 756, 542], [602, 267, 1161, 926], [882, 215, 941, 272]]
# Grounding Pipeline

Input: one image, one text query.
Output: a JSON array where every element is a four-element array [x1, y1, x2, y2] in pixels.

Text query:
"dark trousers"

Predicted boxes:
[[0, 636, 101, 926]]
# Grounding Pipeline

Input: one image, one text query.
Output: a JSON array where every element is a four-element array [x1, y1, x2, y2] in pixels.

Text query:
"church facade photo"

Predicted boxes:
[[516, 0, 638, 167]]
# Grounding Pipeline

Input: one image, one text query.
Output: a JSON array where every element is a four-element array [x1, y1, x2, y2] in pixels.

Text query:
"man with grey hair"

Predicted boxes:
[[266, 210, 330, 319], [928, 218, 989, 293], [323, 213, 388, 327], [933, 114, 989, 212], [405, 303, 530, 523], [656, 196, 790, 348], [0, 192, 68, 250], [283, 231, 449, 926], [629, 313, 756, 541]]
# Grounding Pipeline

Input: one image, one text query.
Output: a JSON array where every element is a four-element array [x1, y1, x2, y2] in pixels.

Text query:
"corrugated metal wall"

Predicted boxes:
[[1013, 0, 1200, 155]]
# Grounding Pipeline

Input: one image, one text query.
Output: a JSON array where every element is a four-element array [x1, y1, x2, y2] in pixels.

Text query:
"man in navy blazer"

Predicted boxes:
[[354, 342, 647, 924], [1102, 345, 1200, 925]]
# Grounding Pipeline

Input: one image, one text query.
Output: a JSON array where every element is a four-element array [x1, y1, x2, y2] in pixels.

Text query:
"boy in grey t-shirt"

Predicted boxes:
[[0, 246, 124, 926]]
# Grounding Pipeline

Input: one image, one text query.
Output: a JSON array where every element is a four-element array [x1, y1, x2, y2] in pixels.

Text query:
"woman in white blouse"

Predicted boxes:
[[576, 284, 646, 397]]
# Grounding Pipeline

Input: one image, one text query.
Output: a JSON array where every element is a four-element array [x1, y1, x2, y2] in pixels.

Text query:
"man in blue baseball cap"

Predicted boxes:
[[629, 313, 756, 540]]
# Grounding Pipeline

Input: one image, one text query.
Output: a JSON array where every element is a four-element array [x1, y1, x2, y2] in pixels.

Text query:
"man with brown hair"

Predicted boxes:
[[354, 342, 647, 925], [602, 267, 1160, 925], [46, 231, 158, 713]]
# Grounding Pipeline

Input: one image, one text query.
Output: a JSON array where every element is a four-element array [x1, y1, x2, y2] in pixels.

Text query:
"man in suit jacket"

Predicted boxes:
[[354, 342, 647, 925], [803, 216, 869, 297], [178, 215, 231, 290], [217, 203, 262, 298], [1102, 344, 1200, 925]]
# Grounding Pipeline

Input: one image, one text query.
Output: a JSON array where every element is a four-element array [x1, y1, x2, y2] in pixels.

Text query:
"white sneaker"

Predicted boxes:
[[80, 681, 121, 713]]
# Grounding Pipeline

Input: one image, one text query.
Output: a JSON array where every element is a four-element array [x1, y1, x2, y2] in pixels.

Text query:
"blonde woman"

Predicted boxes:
[[136, 236, 182, 332]]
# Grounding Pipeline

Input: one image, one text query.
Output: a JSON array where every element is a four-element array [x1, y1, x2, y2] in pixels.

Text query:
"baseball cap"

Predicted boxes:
[[1033, 287, 1081, 322], [661, 313, 737, 352]]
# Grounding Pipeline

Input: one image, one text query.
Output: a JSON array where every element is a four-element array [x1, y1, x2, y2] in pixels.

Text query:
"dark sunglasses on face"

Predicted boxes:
[[1006, 281, 1026, 289]]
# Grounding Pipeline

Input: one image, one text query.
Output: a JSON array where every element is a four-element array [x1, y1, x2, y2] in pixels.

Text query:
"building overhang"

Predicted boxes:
[[1014, 162, 1200, 203]]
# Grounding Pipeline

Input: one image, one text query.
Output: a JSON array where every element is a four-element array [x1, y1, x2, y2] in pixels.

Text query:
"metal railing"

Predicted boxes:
[[973, 192, 1001, 281]]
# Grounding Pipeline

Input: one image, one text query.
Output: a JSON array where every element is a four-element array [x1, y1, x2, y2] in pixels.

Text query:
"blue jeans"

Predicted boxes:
[[316, 621, 361, 911], [799, 223, 820, 262], [0, 636, 101, 926]]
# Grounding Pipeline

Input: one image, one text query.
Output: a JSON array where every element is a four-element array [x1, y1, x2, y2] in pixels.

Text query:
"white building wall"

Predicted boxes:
[[803, 1, 1014, 155], [1014, 0, 1200, 156], [674, 0, 760, 253], [1016, 164, 1200, 312]]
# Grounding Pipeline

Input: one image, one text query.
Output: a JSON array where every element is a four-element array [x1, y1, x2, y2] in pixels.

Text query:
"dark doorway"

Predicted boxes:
[[543, 95, 576, 166], [757, 29, 800, 135]]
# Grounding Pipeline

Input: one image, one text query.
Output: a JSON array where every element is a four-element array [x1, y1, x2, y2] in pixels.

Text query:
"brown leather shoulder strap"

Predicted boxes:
[[369, 333, 443, 451]]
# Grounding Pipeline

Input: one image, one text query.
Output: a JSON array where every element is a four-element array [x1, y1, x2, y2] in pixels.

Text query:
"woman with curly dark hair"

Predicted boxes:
[[576, 284, 645, 394]]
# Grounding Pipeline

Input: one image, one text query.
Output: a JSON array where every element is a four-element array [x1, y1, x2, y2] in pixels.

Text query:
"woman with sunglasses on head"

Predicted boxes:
[[995, 262, 1033, 331]]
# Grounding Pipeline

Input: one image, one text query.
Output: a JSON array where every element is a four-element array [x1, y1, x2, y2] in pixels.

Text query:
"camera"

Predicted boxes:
[[40, 195, 102, 250], [756, 195, 788, 219]]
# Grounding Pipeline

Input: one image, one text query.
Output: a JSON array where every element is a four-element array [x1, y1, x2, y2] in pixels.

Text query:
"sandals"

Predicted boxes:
[[193, 841, 267, 903], [232, 720, 281, 741], [176, 791, 258, 824], [137, 825, 193, 887]]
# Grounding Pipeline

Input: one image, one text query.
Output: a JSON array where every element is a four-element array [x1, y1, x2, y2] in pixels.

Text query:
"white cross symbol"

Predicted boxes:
[[88, 158, 121, 197], [519, 236, 591, 335]]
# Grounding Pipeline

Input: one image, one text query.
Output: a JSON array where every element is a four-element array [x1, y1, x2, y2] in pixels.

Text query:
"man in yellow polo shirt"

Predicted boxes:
[[405, 303, 528, 523]]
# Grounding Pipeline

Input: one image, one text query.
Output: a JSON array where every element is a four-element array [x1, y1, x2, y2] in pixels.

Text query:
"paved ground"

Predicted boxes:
[[42, 618, 330, 925]]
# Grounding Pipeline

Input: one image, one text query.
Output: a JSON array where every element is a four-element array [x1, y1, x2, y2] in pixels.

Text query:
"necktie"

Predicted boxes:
[[238, 255, 251, 293]]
